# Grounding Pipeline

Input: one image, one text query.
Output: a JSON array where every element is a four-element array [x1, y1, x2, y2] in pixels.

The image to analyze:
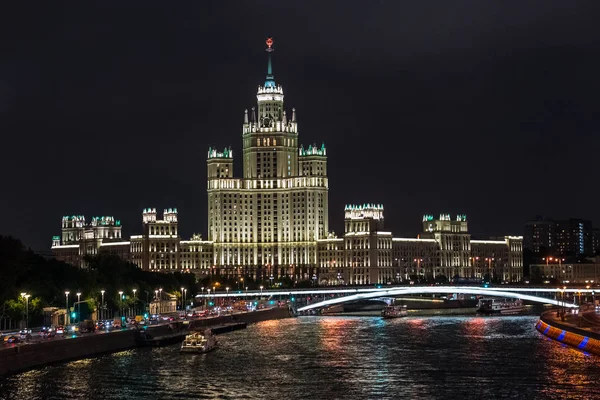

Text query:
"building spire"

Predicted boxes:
[[265, 37, 276, 88], [244, 109, 248, 124]]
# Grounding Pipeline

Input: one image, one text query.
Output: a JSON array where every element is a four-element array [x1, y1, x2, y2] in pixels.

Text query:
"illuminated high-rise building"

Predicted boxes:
[[207, 38, 328, 281]]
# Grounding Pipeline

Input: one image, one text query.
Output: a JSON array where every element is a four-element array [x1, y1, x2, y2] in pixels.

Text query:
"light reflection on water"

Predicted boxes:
[[0, 315, 598, 400]]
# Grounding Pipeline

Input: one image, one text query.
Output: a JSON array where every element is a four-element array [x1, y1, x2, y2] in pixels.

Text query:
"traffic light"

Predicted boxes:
[[291, 297, 295, 302], [143, 313, 149, 319], [208, 301, 214, 306], [71, 312, 76, 319]]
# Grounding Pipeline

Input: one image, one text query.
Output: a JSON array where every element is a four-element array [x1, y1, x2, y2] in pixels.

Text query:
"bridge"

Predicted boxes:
[[195, 285, 593, 311], [294, 286, 584, 312]]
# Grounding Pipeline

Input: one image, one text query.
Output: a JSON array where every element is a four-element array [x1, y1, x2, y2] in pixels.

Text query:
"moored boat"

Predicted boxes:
[[180, 329, 217, 353], [476, 298, 524, 314], [381, 304, 408, 319]]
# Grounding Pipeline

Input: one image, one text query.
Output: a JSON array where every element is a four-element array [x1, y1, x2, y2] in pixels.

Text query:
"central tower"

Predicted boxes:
[[207, 38, 329, 282], [242, 38, 299, 179]]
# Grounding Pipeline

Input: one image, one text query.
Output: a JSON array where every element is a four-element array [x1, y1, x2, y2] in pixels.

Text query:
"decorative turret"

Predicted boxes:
[[62, 215, 85, 228], [344, 204, 384, 220], [207, 146, 233, 159], [164, 208, 178, 222], [91, 216, 119, 227], [422, 212, 469, 233], [207, 147, 233, 178], [299, 143, 326, 157], [143, 208, 157, 223]]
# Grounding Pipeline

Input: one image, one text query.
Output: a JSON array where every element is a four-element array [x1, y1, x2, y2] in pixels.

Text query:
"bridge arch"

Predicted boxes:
[[297, 286, 577, 312]]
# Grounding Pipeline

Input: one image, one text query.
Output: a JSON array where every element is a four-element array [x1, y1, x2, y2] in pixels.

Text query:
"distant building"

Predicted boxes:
[[524, 217, 594, 257], [51, 215, 128, 268], [318, 210, 523, 284], [531, 262, 600, 284]]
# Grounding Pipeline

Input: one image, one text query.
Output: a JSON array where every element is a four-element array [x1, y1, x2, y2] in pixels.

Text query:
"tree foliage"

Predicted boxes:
[[0, 235, 198, 323]]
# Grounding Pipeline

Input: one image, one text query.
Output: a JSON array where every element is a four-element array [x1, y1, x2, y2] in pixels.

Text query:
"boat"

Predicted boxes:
[[180, 329, 217, 353], [381, 304, 408, 319], [476, 298, 524, 314]]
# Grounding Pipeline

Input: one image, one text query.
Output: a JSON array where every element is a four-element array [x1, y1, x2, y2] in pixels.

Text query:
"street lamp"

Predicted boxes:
[[184, 288, 188, 311], [118, 291, 123, 319], [181, 287, 185, 311], [65, 291, 70, 326], [132, 289, 137, 316], [21, 293, 30, 331], [158, 288, 163, 314], [226, 287, 230, 306], [260, 285, 264, 295], [207, 289, 211, 309], [100, 290, 105, 321], [76, 292, 81, 324], [269, 275, 274, 288]]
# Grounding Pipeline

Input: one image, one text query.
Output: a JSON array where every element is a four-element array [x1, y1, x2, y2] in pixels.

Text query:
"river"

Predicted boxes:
[[0, 313, 598, 399]]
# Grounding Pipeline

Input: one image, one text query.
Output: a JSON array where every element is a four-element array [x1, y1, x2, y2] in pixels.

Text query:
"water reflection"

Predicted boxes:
[[0, 315, 598, 400]]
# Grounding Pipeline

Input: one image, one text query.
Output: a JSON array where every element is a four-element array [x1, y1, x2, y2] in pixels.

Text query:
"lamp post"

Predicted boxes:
[[181, 287, 185, 311], [396, 272, 400, 285], [132, 289, 137, 316], [76, 292, 81, 324], [201, 287, 205, 310], [226, 287, 230, 306], [118, 291, 123, 320], [207, 289, 211, 309], [100, 290, 105, 321], [269, 275, 274, 288], [154, 290, 158, 315], [20, 293, 30, 331], [240, 277, 244, 292], [260, 285, 264, 296], [312, 274, 317, 287], [561, 286, 567, 320], [158, 288, 163, 314], [184, 289, 187, 312], [65, 291, 70, 326]]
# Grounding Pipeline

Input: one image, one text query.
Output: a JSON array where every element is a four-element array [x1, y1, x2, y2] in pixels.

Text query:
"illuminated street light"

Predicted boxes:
[[65, 291, 70, 326]]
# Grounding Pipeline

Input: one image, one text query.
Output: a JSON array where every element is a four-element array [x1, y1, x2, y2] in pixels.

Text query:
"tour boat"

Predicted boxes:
[[476, 298, 524, 314], [180, 329, 217, 353], [381, 305, 408, 319]]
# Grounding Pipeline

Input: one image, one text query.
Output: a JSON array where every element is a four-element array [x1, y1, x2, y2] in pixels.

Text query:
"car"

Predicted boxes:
[[4, 335, 20, 344], [56, 326, 65, 334]]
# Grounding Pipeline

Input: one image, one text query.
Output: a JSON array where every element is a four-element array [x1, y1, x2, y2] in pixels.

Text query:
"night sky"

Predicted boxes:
[[3, 2, 600, 251]]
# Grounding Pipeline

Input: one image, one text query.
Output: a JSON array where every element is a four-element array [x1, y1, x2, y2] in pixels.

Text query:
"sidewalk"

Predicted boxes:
[[544, 306, 600, 335]]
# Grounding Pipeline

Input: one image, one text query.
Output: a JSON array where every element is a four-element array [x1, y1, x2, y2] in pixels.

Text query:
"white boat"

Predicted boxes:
[[476, 298, 524, 314], [180, 329, 217, 353], [381, 305, 408, 319]]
